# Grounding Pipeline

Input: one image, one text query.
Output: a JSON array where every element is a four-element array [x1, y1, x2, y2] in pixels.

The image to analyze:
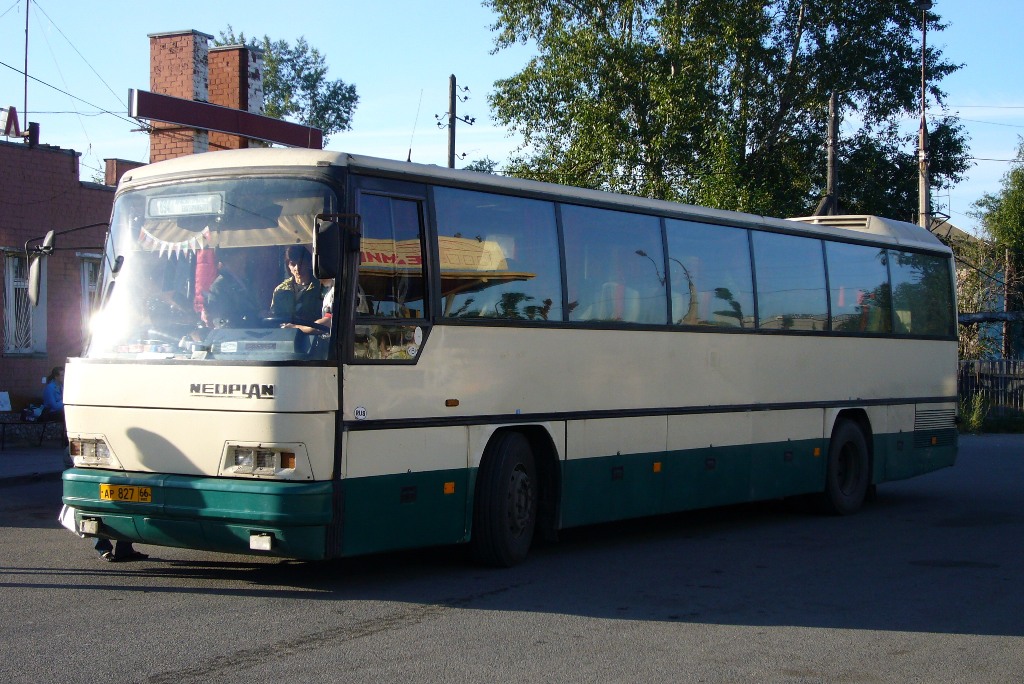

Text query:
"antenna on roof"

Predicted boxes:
[[407, 89, 424, 162]]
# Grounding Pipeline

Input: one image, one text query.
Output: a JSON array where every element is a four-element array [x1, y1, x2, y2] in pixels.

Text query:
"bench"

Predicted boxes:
[[0, 412, 65, 450]]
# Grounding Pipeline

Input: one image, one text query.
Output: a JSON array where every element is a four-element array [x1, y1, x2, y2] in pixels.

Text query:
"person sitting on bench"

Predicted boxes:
[[41, 367, 64, 422]]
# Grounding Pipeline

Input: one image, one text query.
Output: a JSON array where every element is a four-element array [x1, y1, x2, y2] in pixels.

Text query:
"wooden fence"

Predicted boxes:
[[958, 360, 1024, 416]]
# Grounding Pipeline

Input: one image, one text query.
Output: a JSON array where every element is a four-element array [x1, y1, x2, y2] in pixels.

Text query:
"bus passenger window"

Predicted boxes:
[[752, 232, 828, 331], [562, 205, 667, 324], [357, 194, 426, 319], [889, 250, 955, 337], [826, 242, 891, 334], [434, 187, 562, 321], [666, 219, 754, 327]]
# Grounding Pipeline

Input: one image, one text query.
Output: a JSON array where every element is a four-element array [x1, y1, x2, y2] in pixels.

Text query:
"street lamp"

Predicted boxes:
[[916, 0, 933, 229]]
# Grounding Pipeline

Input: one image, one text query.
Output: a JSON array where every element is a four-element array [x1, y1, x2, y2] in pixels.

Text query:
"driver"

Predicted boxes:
[[282, 278, 334, 334], [270, 245, 323, 323]]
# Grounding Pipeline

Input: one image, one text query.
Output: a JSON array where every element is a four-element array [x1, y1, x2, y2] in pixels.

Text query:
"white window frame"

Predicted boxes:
[[78, 252, 102, 340], [3, 248, 47, 355]]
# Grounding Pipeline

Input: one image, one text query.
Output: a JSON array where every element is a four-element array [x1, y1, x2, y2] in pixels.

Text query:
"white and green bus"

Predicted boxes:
[[59, 148, 958, 566]]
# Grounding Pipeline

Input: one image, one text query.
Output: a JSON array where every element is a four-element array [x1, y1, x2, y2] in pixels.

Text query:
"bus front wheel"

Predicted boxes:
[[821, 420, 870, 515], [472, 432, 537, 567]]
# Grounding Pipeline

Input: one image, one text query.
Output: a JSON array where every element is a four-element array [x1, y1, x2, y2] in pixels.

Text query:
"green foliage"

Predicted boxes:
[[217, 26, 358, 144], [463, 157, 501, 174], [974, 139, 1024, 251], [485, 0, 969, 218], [969, 139, 1024, 357], [946, 231, 1001, 359], [958, 393, 988, 434]]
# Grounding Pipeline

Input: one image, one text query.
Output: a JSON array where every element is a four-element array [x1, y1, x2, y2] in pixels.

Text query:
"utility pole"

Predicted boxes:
[[436, 74, 474, 169], [447, 74, 457, 169], [813, 92, 839, 216], [917, 0, 933, 229], [825, 92, 838, 215]]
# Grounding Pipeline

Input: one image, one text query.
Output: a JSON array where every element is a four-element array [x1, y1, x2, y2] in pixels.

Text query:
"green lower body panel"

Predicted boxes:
[[340, 468, 471, 557], [875, 429, 958, 482], [560, 438, 827, 529], [62, 470, 335, 560], [60, 427, 957, 560]]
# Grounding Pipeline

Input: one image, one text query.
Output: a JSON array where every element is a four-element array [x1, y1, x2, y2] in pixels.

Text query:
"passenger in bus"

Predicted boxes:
[[270, 245, 324, 323], [204, 248, 260, 327], [192, 248, 218, 323], [282, 278, 334, 334]]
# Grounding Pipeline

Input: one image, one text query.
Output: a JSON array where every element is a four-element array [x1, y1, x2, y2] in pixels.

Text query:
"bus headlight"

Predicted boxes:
[[69, 437, 118, 468], [232, 448, 255, 469], [222, 444, 309, 480]]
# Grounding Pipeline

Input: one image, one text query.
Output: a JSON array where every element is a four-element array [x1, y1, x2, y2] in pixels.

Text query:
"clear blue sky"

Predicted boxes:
[[1, 0, 1020, 234]]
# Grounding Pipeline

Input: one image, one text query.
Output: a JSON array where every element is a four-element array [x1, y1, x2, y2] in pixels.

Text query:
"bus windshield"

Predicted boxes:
[[86, 176, 339, 362]]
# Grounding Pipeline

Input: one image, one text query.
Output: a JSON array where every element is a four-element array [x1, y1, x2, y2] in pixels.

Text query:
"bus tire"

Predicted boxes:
[[821, 420, 870, 515], [472, 432, 537, 567]]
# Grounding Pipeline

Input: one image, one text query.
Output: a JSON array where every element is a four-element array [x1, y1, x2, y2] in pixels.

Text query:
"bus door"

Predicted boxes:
[[339, 178, 470, 555]]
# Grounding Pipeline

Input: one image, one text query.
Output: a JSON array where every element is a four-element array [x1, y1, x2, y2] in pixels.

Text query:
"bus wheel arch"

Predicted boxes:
[[821, 411, 873, 515], [519, 426, 561, 543], [471, 426, 560, 567]]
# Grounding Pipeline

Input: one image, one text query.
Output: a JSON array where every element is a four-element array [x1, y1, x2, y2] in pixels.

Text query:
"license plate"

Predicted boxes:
[[99, 484, 152, 503]]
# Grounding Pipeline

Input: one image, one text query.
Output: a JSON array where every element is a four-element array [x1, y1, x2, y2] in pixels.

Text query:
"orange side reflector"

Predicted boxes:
[[445, 399, 460, 407], [813, 447, 821, 457], [931, 436, 938, 446], [443, 481, 456, 495], [280, 452, 296, 469], [653, 462, 662, 473]]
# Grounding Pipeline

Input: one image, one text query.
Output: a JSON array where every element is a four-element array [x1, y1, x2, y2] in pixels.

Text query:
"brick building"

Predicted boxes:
[[0, 139, 116, 408], [1, 29, 266, 410]]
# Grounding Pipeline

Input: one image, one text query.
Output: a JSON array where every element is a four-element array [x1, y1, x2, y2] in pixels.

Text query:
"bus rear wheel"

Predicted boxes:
[[821, 420, 870, 515], [472, 432, 537, 567]]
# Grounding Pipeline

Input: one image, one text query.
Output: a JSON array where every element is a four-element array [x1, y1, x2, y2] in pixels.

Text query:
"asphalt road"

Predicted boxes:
[[1, 434, 1022, 683]]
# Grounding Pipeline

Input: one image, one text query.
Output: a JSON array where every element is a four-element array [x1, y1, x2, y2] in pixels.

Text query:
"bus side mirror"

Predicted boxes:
[[27, 230, 54, 307], [313, 219, 340, 280]]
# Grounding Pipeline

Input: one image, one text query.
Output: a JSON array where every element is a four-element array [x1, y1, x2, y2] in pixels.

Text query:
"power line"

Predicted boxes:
[[969, 157, 1022, 162], [26, 110, 112, 116], [31, 0, 123, 107], [957, 118, 1024, 129], [31, 3, 94, 153], [0, 58, 137, 128], [0, 0, 19, 20]]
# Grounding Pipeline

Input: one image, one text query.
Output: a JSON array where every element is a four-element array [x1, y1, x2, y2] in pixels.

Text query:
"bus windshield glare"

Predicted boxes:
[[86, 176, 338, 362]]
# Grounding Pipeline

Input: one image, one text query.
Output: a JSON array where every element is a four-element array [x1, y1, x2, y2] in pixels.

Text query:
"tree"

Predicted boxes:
[[947, 230, 1001, 359], [217, 27, 358, 144], [485, 0, 970, 219], [969, 139, 1024, 358], [463, 157, 501, 174]]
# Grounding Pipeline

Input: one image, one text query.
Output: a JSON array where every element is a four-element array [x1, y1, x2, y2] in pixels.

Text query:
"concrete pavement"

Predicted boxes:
[[0, 442, 69, 486]]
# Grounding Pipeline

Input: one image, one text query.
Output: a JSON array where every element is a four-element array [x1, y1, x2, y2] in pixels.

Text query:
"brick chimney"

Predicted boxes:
[[208, 45, 266, 151], [104, 158, 145, 187], [148, 30, 213, 162]]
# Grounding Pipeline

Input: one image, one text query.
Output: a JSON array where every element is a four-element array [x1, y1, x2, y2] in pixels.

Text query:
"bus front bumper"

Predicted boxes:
[[62, 469, 336, 560]]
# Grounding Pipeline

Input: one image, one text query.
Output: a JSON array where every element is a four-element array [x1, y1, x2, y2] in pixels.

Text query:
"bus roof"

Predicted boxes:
[[118, 148, 950, 254]]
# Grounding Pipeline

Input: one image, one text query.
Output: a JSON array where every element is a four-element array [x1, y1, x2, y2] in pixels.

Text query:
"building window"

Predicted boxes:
[[3, 250, 46, 354], [79, 254, 102, 339]]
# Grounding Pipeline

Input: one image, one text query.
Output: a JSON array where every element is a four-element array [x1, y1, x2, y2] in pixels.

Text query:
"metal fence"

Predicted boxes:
[[958, 360, 1024, 417]]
